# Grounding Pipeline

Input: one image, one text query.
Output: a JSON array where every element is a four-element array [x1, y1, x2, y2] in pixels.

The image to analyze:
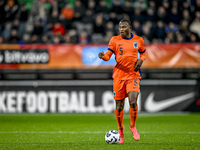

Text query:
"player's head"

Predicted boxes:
[[119, 19, 132, 38]]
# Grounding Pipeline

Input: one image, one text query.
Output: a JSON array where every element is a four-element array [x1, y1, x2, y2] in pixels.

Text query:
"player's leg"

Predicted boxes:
[[115, 99, 125, 130], [115, 99, 125, 143], [128, 91, 140, 141], [126, 79, 140, 141], [128, 91, 139, 128], [113, 78, 126, 143]]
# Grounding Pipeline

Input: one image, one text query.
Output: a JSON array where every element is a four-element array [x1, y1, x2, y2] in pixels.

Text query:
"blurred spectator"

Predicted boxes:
[[7, 28, 19, 43], [182, 9, 192, 23], [132, 20, 142, 36], [176, 32, 185, 43], [104, 30, 114, 43], [141, 22, 153, 42], [110, 0, 124, 14], [12, 19, 19, 30], [18, 4, 28, 40], [80, 10, 94, 35], [182, 0, 191, 11], [176, 32, 186, 43], [63, 34, 71, 44], [155, 20, 166, 40], [32, 18, 44, 36], [171, 0, 179, 10], [155, 6, 168, 23], [59, 13, 69, 29], [96, 0, 109, 14], [3, 0, 19, 22], [105, 21, 115, 33], [29, 34, 40, 43], [73, 0, 86, 22], [194, 0, 200, 12], [12, 18, 24, 39], [87, 0, 96, 13], [131, 8, 143, 24], [145, 8, 156, 22], [134, 0, 147, 10], [47, 10, 60, 25], [165, 22, 178, 33], [122, 0, 133, 16], [165, 31, 177, 43], [38, 1, 46, 22], [78, 30, 90, 44], [148, 0, 156, 10], [162, 0, 170, 12], [52, 35, 62, 44], [64, 29, 78, 44], [186, 32, 200, 42], [107, 12, 119, 25], [142, 26, 151, 42], [19, 4, 28, 22], [91, 33, 104, 43], [93, 14, 104, 34], [49, 1, 61, 15], [61, 4, 74, 20], [2, 22, 12, 40], [41, 34, 51, 43], [46, 10, 59, 33], [0, 36, 4, 44], [168, 7, 182, 25], [52, 22, 66, 36], [0, 0, 5, 26], [142, 36, 150, 44], [121, 13, 131, 21], [82, 10, 94, 24], [179, 20, 189, 33], [189, 17, 200, 37]]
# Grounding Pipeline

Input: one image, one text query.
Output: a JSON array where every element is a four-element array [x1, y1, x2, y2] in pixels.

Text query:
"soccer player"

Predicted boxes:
[[98, 19, 147, 143]]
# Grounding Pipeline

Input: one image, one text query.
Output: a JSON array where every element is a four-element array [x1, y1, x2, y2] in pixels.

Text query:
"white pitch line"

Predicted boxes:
[[0, 131, 199, 134]]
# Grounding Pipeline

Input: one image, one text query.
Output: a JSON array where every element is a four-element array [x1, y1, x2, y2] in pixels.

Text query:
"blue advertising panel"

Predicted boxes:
[[82, 46, 116, 66]]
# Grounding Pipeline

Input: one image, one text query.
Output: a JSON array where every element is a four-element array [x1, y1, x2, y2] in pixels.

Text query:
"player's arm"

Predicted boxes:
[[99, 37, 115, 61], [134, 38, 147, 71], [134, 50, 147, 71], [98, 50, 113, 61]]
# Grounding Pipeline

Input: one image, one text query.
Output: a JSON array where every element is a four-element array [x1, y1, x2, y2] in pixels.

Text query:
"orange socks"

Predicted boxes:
[[129, 105, 138, 128], [115, 105, 138, 129], [114, 108, 124, 130]]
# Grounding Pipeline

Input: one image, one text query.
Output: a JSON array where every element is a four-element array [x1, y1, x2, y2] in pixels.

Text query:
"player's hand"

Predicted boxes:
[[134, 59, 143, 71], [98, 51, 105, 59]]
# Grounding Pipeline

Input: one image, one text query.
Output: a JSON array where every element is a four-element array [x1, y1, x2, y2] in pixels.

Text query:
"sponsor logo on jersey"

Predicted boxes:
[[133, 42, 138, 49]]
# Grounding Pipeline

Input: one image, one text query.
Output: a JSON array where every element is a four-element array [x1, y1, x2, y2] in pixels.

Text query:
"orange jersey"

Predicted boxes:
[[103, 33, 147, 80]]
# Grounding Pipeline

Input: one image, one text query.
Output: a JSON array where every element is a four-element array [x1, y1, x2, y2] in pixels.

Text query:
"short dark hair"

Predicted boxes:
[[119, 19, 131, 26]]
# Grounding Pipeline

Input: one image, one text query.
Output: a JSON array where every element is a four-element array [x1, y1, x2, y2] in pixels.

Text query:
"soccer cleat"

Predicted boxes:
[[118, 125, 125, 143], [129, 126, 140, 141]]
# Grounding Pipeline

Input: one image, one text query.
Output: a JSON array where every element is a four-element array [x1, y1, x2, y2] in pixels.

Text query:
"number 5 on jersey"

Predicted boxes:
[[119, 47, 123, 55]]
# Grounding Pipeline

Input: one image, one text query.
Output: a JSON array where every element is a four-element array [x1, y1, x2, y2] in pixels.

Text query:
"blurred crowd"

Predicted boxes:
[[0, 0, 200, 44]]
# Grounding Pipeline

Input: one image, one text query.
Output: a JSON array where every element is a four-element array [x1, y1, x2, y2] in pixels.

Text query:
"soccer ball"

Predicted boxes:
[[105, 130, 120, 144]]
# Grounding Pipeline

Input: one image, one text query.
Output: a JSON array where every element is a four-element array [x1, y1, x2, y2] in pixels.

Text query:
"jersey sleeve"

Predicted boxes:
[[107, 37, 116, 54], [139, 37, 146, 53], [139, 37, 147, 61], [102, 37, 115, 61], [102, 50, 113, 61]]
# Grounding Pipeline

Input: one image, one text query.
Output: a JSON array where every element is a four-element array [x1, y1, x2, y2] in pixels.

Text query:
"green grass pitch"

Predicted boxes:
[[0, 113, 199, 150]]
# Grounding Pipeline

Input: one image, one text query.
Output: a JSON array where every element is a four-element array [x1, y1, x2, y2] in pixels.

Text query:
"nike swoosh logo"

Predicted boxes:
[[144, 92, 195, 112], [118, 44, 123, 46]]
